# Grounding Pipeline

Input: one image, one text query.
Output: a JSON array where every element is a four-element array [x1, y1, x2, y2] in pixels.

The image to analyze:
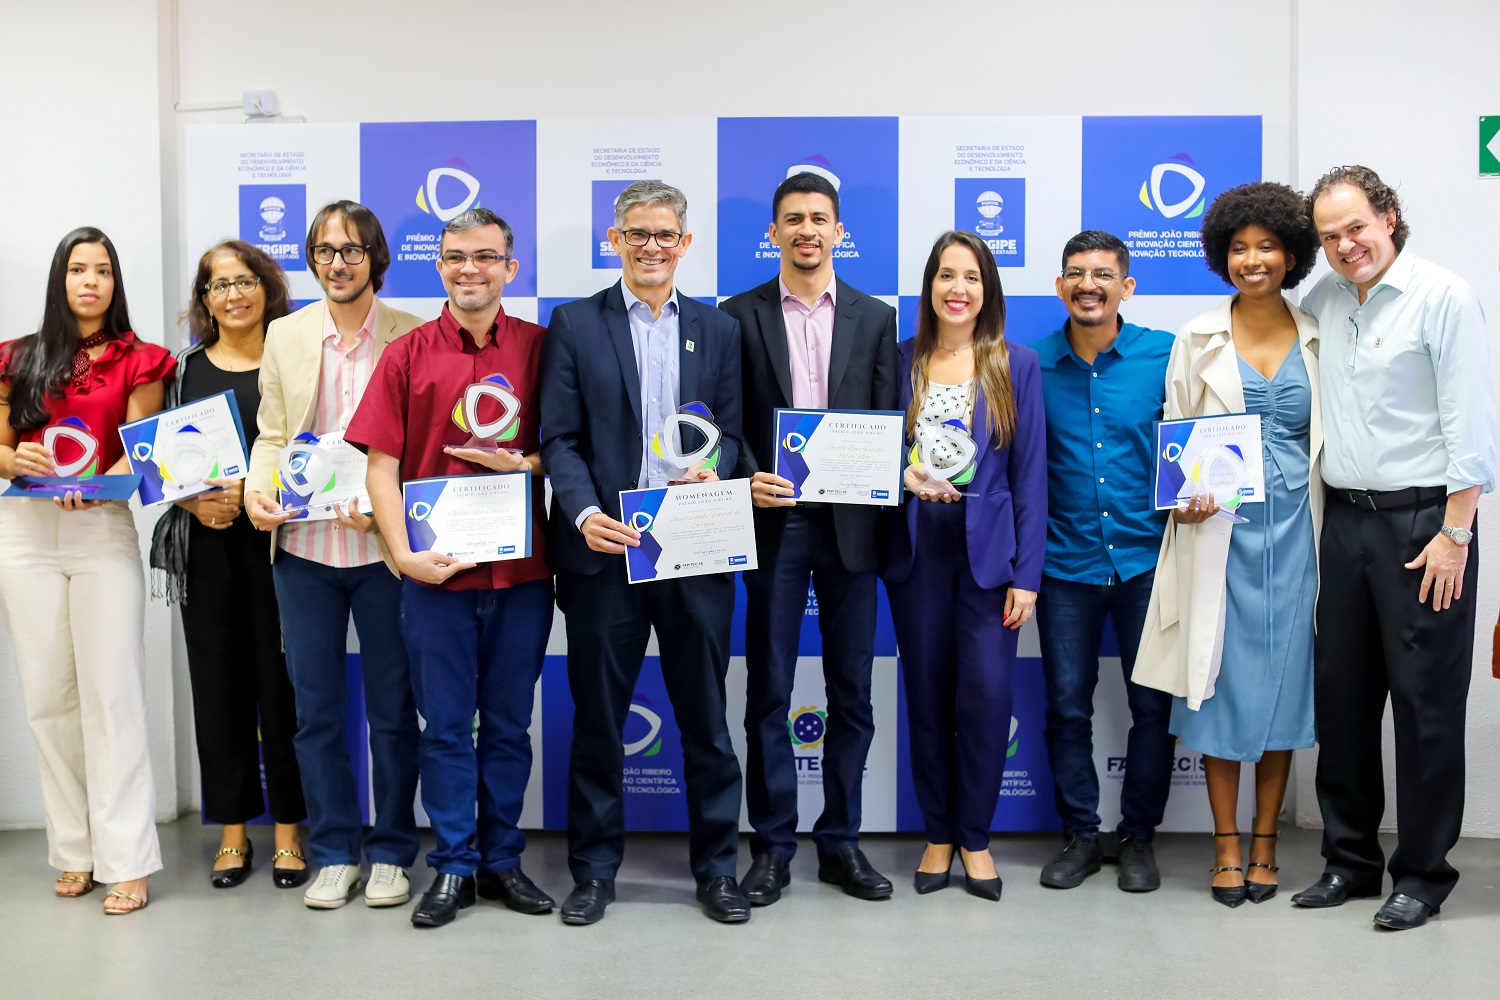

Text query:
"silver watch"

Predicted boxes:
[[1440, 524, 1472, 546]]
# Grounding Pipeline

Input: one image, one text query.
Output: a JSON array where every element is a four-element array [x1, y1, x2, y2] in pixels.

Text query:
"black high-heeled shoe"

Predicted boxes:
[[914, 845, 952, 893], [959, 850, 1002, 902], [1246, 828, 1279, 904], [1209, 831, 1245, 908], [210, 841, 253, 889], [272, 848, 310, 889]]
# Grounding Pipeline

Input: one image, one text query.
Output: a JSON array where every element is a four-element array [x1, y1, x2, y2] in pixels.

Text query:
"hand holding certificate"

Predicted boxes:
[[773, 408, 904, 506], [403, 471, 532, 564], [118, 390, 248, 506], [619, 479, 757, 584], [1154, 414, 1264, 524]]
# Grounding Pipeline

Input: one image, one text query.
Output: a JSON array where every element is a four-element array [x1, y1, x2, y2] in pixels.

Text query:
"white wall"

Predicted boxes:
[[1291, 0, 1500, 837], [0, 0, 179, 827], [2, 0, 1496, 835]]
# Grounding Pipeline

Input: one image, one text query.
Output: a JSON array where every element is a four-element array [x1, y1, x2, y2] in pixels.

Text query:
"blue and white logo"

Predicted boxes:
[[955, 177, 1026, 266], [238, 184, 305, 270], [591, 179, 635, 269]]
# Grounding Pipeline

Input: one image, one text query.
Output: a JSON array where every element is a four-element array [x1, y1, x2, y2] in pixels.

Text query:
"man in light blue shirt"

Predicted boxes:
[[1291, 165, 1497, 931], [1033, 231, 1177, 894]]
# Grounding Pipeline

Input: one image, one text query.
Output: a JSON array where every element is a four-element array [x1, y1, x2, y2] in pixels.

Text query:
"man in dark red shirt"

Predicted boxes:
[[347, 208, 554, 929]]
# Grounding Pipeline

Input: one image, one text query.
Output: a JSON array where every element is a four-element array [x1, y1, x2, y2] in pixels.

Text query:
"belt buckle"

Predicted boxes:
[[1347, 490, 1377, 511]]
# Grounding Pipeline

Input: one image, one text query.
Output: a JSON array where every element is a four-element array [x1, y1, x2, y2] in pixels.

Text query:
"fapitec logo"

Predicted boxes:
[[415, 163, 481, 223], [954, 177, 1025, 265], [1138, 154, 1207, 219], [238, 183, 305, 270], [623, 702, 664, 756]]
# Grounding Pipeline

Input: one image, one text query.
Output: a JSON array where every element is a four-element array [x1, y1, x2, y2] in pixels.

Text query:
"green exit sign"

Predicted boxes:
[[1482, 116, 1500, 177]]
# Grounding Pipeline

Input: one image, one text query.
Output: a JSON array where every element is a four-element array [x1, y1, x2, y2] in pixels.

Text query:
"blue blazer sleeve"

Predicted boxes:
[[703, 305, 744, 479], [539, 304, 602, 526], [1006, 347, 1048, 592]]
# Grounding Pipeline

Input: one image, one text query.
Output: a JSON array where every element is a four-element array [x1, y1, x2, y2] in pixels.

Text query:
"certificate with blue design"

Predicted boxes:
[[403, 471, 531, 564], [1153, 414, 1265, 515], [773, 408, 904, 506], [118, 390, 248, 506], [619, 479, 757, 584]]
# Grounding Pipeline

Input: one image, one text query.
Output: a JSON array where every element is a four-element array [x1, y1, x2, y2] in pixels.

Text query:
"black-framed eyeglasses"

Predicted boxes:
[[309, 244, 370, 265], [619, 229, 683, 249], [438, 251, 512, 269], [205, 276, 262, 298], [1061, 267, 1120, 286]]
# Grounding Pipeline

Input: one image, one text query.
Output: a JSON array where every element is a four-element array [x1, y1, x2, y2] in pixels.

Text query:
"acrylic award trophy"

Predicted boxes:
[[651, 401, 721, 485], [451, 373, 523, 452], [275, 433, 338, 513], [908, 418, 978, 497]]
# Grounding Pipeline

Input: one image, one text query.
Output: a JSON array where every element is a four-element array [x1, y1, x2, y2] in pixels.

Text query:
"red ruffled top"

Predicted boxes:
[[1, 331, 177, 473]]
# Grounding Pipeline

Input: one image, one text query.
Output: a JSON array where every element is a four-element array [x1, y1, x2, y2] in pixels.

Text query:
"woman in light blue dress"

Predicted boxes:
[[1156, 182, 1322, 907]]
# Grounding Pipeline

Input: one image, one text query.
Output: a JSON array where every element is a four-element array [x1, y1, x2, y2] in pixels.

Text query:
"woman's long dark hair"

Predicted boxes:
[[907, 230, 1015, 447], [3, 227, 133, 431], [181, 239, 292, 347]]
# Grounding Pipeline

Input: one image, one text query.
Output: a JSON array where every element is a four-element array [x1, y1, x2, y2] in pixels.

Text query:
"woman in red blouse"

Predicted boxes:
[[0, 227, 176, 915]]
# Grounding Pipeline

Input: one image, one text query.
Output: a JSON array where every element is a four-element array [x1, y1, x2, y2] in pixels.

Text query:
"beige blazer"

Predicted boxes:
[[246, 298, 423, 575], [1132, 296, 1323, 709]]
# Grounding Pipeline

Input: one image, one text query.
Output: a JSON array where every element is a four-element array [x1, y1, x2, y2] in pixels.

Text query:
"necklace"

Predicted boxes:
[[70, 332, 111, 388], [211, 344, 258, 372], [936, 342, 972, 356]]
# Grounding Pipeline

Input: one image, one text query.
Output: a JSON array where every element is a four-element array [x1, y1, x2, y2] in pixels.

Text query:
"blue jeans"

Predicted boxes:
[[1035, 571, 1174, 842], [401, 578, 551, 876], [272, 551, 419, 867]]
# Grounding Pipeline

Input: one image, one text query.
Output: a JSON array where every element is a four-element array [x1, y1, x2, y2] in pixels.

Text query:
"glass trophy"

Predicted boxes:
[[908, 418, 978, 497], [451, 373, 522, 453], [153, 424, 218, 492], [43, 418, 100, 477], [275, 432, 337, 511], [652, 401, 722, 485]]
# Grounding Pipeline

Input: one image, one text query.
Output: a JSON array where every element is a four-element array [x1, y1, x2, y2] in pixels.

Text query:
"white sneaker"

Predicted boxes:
[[365, 863, 410, 907], [304, 864, 361, 909]]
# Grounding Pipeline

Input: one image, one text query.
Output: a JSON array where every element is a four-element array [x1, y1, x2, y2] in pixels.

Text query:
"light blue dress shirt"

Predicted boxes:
[[1301, 251, 1497, 494]]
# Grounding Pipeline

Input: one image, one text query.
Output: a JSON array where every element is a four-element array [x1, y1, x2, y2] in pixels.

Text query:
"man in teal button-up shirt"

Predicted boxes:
[[1033, 231, 1177, 894]]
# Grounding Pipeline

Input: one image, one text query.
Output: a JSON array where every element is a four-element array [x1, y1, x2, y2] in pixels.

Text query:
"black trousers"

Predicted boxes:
[[182, 516, 305, 825], [1313, 492, 1477, 906], [556, 563, 742, 884]]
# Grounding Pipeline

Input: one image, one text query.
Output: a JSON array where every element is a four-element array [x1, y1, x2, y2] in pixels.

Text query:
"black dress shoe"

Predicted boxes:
[[1290, 873, 1382, 909], [210, 842, 253, 889], [1373, 892, 1438, 930], [271, 849, 309, 889], [411, 873, 476, 928], [560, 879, 615, 925], [817, 847, 893, 900], [475, 868, 555, 914], [1040, 835, 1102, 889], [741, 854, 790, 906], [697, 876, 751, 923]]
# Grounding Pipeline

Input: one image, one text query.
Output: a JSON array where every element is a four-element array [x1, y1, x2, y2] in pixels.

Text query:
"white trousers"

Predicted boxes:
[[0, 500, 161, 882]]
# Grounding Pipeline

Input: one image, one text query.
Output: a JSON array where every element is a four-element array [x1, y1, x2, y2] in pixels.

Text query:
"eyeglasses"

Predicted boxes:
[[309, 244, 370, 266], [619, 229, 683, 248], [438, 251, 512, 269], [206, 276, 261, 298], [1061, 267, 1120, 286]]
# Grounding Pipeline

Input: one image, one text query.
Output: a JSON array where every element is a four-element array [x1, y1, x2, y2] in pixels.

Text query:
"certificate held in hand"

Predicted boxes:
[[773, 408, 904, 506], [619, 478, 757, 584], [404, 471, 532, 564]]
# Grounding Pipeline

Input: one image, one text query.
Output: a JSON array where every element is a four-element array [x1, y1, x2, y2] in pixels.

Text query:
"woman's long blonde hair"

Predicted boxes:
[[906, 230, 1016, 447]]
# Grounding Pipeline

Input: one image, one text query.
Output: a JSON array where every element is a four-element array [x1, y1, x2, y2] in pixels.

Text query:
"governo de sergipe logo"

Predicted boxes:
[[416, 160, 482, 223], [787, 705, 827, 751], [1138, 153, 1207, 220]]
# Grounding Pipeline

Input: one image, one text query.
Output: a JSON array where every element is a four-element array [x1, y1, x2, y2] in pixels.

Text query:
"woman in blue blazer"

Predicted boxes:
[[881, 230, 1046, 900]]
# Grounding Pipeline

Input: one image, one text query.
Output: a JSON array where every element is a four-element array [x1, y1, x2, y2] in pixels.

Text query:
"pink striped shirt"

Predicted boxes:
[[278, 301, 384, 568]]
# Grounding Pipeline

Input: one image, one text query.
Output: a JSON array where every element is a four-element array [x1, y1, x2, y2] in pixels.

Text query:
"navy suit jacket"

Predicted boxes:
[[880, 337, 1048, 592], [539, 282, 744, 577]]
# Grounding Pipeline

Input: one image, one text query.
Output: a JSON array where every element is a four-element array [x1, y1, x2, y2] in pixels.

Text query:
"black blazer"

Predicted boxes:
[[720, 276, 898, 574], [540, 281, 744, 577]]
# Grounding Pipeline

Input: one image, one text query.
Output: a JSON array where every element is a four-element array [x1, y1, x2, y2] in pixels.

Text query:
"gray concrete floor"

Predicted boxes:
[[0, 819, 1497, 999]]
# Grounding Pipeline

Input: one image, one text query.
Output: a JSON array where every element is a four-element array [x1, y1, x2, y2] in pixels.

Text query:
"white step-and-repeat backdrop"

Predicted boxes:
[[185, 116, 1262, 834]]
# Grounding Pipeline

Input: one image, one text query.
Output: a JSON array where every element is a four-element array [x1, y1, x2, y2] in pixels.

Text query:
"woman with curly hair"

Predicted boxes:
[[1133, 182, 1322, 907]]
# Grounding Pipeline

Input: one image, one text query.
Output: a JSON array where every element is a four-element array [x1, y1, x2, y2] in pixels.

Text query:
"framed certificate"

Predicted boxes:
[[118, 390, 249, 506], [619, 478, 758, 584], [772, 408, 904, 506], [403, 471, 532, 564], [1153, 414, 1266, 512]]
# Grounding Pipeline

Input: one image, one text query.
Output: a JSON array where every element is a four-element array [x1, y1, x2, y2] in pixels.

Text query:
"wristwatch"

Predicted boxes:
[[1440, 524, 1473, 546]]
